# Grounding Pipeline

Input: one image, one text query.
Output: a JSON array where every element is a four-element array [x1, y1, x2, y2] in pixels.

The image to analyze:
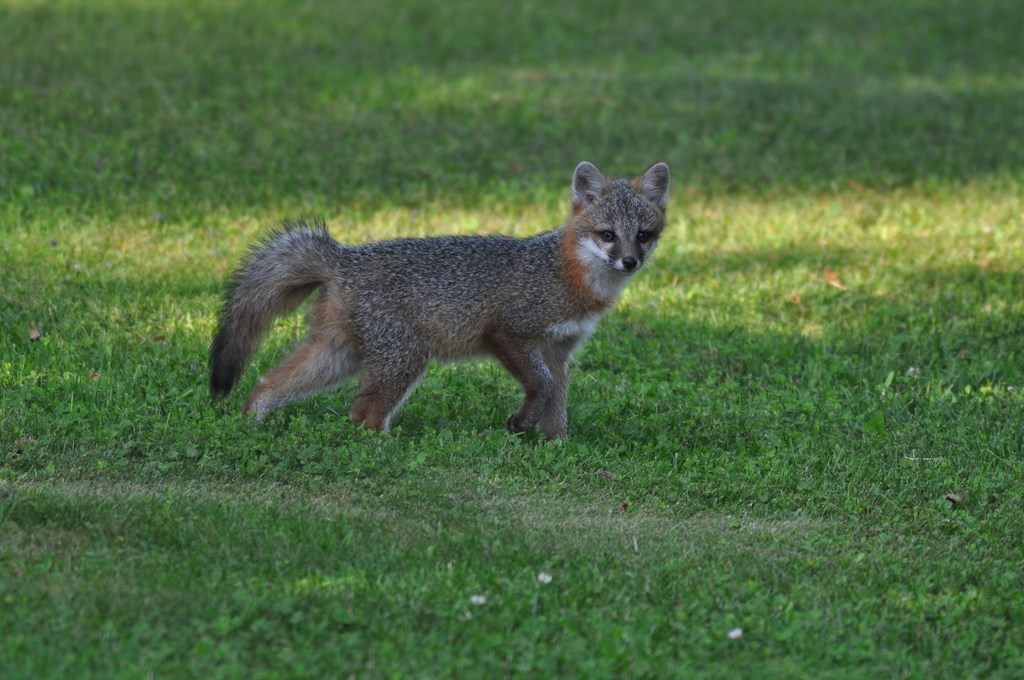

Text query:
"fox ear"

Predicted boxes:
[[571, 161, 605, 211], [637, 162, 670, 212]]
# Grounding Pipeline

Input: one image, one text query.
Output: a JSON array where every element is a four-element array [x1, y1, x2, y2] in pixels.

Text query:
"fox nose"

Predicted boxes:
[[622, 256, 638, 271]]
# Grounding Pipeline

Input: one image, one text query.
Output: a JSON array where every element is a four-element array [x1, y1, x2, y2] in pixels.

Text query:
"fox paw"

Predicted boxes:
[[506, 413, 531, 435]]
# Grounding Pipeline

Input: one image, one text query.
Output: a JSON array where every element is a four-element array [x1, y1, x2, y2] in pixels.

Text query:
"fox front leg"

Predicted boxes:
[[535, 341, 576, 440], [486, 336, 554, 435], [505, 352, 554, 435], [505, 371, 554, 434]]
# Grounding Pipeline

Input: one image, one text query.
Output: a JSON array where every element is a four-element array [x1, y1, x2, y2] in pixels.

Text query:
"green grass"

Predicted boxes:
[[3, 0, 1024, 676]]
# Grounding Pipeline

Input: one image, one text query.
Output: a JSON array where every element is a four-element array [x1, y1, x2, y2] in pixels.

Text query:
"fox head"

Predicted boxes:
[[569, 161, 670, 280]]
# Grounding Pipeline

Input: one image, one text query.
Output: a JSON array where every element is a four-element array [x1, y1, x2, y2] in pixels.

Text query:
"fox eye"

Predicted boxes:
[[637, 231, 651, 243], [600, 230, 615, 242]]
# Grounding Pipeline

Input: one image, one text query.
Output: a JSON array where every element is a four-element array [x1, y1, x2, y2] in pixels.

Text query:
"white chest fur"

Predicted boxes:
[[546, 312, 601, 341]]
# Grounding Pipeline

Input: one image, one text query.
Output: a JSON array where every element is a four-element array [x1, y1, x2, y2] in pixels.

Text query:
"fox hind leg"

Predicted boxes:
[[348, 321, 430, 431], [349, 359, 429, 431], [243, 337, 357, 418]]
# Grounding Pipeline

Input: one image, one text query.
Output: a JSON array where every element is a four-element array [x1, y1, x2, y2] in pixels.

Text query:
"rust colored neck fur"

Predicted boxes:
[[559, 224, 612, 313]]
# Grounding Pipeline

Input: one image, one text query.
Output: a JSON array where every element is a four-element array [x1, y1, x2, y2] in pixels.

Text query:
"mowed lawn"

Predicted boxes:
[[2, 0, 1024, 676]]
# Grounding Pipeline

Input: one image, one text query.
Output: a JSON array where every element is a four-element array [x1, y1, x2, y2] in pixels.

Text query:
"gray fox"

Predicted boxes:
[[210, 161, 670, 439]]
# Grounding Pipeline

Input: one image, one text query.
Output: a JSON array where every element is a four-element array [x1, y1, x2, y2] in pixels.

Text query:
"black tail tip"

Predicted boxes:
[[209, 360, 240, 399], [210, 383, 231, 400]]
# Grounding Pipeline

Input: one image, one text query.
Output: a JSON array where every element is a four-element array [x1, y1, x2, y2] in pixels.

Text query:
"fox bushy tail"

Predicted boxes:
[[210, 219, 342, 397]]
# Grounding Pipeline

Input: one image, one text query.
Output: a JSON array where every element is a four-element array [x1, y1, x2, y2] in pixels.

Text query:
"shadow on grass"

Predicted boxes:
[[2, 0, 1024, 216]]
